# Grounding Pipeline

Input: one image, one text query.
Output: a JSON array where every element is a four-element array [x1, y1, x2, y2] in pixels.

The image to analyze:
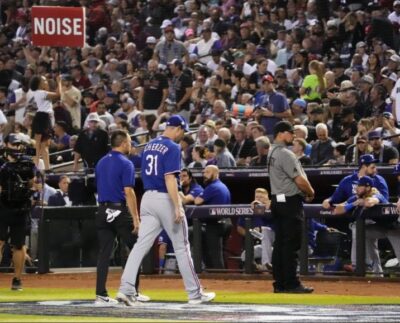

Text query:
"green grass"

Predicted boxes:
[[1, 288, 400, 305], [1, 288, 400, 322]]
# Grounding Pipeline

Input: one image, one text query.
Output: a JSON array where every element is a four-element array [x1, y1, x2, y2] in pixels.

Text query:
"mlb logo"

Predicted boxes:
[[382, 207, 390, 215], [210, 209, 216, 216]]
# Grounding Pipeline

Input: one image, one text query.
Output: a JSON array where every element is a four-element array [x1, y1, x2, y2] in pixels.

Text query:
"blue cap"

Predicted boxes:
[[368, 130, 380, 140], [394, 163, 400, 174], [357, 176, 374, 187], [293, 98, 307, 109], [166, 115, 189, 131], [359, 154, 378, 165]]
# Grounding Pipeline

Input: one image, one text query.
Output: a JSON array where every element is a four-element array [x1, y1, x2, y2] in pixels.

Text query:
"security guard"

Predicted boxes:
[[94, 130, 148, 305], [0, 134, 35, 291], [267, 121, 315, 293]]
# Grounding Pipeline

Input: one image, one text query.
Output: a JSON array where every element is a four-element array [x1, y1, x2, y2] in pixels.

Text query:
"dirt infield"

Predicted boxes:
[[1, 271, 400, 296]]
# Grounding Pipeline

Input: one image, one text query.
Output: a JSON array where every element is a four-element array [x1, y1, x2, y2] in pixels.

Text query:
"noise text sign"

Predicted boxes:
[[32, 6, 85, 47]]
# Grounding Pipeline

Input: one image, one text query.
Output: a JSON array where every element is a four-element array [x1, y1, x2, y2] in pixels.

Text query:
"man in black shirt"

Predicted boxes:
[[368, 130, 399, 165], [168, 59, 192, 122], [73, 113, 109, 171], [140, 59, 168, 115]]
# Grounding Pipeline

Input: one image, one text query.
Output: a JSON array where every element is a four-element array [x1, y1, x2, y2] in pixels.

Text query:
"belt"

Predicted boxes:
[[99, 202, 126, 207], [146, 190, 167, 193]]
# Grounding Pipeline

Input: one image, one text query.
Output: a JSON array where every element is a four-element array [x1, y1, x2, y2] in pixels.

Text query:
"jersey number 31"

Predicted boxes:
[[145, 155, 158, 176]]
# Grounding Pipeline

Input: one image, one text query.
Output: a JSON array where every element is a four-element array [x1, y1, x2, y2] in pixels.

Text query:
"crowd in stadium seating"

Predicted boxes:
[[0, 1, 400, 171]]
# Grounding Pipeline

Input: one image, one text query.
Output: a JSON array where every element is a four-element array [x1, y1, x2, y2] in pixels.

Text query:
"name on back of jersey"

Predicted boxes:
[[144, 143, 169, 155]]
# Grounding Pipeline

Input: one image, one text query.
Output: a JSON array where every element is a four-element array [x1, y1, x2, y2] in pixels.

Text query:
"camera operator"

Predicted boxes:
[[0, 133, 36, 291]]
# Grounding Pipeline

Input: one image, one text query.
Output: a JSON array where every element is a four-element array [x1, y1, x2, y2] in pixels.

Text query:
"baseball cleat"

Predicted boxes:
[[188, 291, 216, 305], [11, 278, 23, 291], [116, 292, 138, 306], [94, 295, 119, 306], [135, 293, 151, 302]]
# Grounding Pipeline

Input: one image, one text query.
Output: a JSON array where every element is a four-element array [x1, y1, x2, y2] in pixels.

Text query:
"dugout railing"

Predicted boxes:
[[36, 204, 400, 276]]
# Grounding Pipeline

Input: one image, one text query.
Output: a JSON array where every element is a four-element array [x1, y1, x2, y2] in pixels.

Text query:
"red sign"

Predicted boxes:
[[32, 6, 86, 47]]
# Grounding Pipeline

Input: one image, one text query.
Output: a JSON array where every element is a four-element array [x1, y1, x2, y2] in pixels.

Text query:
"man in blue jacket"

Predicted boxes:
[[322, 154, 389, 272], [322, 154, 388, 208]]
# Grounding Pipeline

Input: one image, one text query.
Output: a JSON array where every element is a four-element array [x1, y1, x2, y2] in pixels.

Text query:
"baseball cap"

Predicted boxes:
[[160, 19, 172, 29], [357, 176, 374, 187], [166, 115, 189, 131], [61, 74, 73, 82], [5, 133, 24, 145], [106, 91, 117, 98], [146, 36, 156, 44], [273, 121, 294, 137], [262, 74, 274, 83], [164, 25, 174, 33], [368, 130, 381, 140], [395, 0, 400, 6], [356, 41, 366, 49], [168, 59, 183, 68], [359, 154, 378, 165], [390, 54, 400, 63], [109, 58, 119, 65], [360, 75, 374, 85], [87, 113, 101, 123], [233, 51, 245, 59], [292, 98, 307, 109], [340, 80, 355, 92], [383, 111, 394, 119], [381, 70, 398, 82]]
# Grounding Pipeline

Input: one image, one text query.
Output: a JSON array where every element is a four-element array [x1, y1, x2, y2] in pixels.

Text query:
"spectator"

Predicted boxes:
[[310, 123, 334, 165], [368, 130, 399, 165], [345, 135, 372, 165], [179, 168, 204, 205], [73, 113, 109, 171], [237, 188, 273, 271], [300, 60, 326, 103], [230, 123, 255, 166], [213, 138, 236, 168], [188, 146, 208, 169], [167, 59, 192, 122], [48, 176, 72, 207], [292, 138, 312, 166], [195, 165, 232, 269], [154, 25, 188, 66], [28, 75, 61, 170], [60, 74, 82, 131], [256, 74, 291, 137], [139, 59, 169, 115], [249, 136, 270, 167]]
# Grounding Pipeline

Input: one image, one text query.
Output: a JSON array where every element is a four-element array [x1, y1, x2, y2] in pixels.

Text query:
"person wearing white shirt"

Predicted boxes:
[[28, 75, 61, 170], [388, 1, 400, 25]]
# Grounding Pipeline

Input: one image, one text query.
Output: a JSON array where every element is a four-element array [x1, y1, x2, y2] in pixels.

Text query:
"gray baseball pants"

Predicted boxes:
[[118, 191, 202, 299]]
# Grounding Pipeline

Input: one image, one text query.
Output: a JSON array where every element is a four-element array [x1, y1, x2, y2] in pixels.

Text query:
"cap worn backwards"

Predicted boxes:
[[166, 115, 189, 132]]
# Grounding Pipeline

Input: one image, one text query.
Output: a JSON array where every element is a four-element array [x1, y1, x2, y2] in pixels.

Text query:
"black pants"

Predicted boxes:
[[271, 194, 304, 290], [96, 205, 139, 296], [203, 219, 232, 269]]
